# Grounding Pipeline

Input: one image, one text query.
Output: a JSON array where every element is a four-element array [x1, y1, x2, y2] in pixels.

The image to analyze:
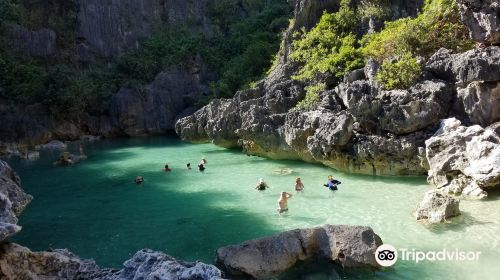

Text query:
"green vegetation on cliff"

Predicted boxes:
[[0, 0, 291, 118], [290, 0, 364, 83], [289, 0, 473, 93]]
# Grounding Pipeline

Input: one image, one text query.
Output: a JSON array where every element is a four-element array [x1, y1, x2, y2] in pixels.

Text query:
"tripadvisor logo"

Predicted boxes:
[[375, 244, 398, 267], [374, 244, 482, 267]]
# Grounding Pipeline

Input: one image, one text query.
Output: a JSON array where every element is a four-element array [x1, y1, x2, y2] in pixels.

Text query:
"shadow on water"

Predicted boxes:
[[8, 143, 279, 268]]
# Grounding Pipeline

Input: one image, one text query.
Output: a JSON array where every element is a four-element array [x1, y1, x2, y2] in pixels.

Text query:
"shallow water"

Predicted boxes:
[[7, 136, 500, 279]]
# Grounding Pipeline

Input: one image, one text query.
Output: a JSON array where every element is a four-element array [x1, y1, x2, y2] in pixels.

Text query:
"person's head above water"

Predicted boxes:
[[259, 178, 265, 183], [165, 164, 169, 169], [296, 177, 301, 183], [328, 175, 333, 180], [187, 163, 191, 167]]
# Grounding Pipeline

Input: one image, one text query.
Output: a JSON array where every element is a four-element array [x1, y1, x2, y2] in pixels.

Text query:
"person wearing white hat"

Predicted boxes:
[[255, 177, 269, 191]]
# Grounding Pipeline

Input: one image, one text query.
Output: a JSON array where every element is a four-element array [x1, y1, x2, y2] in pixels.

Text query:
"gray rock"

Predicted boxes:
[[425, 118, 500, 198], [95, 249, 225, 280], [216, 225, 382, 279], [343, 68, 366, 84], [415, 190, 461, 223], [0, 160, 21, 185], [0, 222, 21, 241], [458, 0, 500, 44], [457, 81, 500, 127], [0, 160, 33, 242], [307, 111, 354, 158], [7, 24, 57, 57], [426, 47, 500, 87], [364, 59, 380, 83], [0, 243, 100, 279], [378, 80, 453, 135], [37, 140, 67, 150]]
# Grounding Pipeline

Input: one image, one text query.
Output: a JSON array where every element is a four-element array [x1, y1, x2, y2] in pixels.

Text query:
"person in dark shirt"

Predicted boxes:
[[198, 163, 206, 172], [324, 175, 341, 191], [255, 178, 269, 191]]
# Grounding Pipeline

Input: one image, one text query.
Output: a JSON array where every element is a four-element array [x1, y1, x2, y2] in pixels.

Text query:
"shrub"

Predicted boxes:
[[376, 53, 421, 90], [362, 0, 473, 62], [289, 0, 364, 83], [293, 83, 325, 111], [358, 0, 391, 20]]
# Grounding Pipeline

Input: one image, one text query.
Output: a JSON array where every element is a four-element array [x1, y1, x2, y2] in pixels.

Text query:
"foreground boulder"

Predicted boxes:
[[94, 250, 224, 280], [0, 243, 99, 279], [415, 190, 461, 223], [216, 225, 382, 279], [425, 118, 500, 199], [0, 244, 225, 280]]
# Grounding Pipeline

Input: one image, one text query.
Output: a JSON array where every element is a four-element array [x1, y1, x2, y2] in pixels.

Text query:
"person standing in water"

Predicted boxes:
[[295, 177, 304, 193], [255, 178, 269, 191], [324, 175, 341, 191], [277, 192, 292, 214]]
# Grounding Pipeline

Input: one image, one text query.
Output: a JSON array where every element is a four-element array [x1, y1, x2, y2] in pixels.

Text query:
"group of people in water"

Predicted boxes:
[[256, 175, 341, 214], [134, 156, 342, 215], [135, 157, 207, 184]]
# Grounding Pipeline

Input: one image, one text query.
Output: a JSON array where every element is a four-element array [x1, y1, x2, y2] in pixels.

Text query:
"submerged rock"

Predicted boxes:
[[415, 190, 461, 223], [216, 225, 382, 279], [37, 140, 68, 150], [425, 118, 500, 199]]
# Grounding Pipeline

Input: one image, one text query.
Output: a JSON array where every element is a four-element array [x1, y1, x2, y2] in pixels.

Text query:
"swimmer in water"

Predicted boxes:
[[277, 192, 292, 214], [187, 163, 192, 170], [295, 177, 304, 193], [198, 163, 206, 172], [255, 178, 269, 191], [135, 176, 144, 184], [164, 164, 172, 172]]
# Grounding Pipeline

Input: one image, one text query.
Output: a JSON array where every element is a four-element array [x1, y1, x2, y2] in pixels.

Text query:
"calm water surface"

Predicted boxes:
[[7, 136, 500, 279]]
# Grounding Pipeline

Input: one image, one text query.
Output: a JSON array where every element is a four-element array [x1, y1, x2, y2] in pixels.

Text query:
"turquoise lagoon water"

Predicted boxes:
[[7, 136, 500, 279]]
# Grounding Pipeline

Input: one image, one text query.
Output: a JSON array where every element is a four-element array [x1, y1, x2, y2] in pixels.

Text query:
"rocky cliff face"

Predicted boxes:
[[1, 0, 217, 153], [175, 0, 449, 175], [77, 0, 213, 60]]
